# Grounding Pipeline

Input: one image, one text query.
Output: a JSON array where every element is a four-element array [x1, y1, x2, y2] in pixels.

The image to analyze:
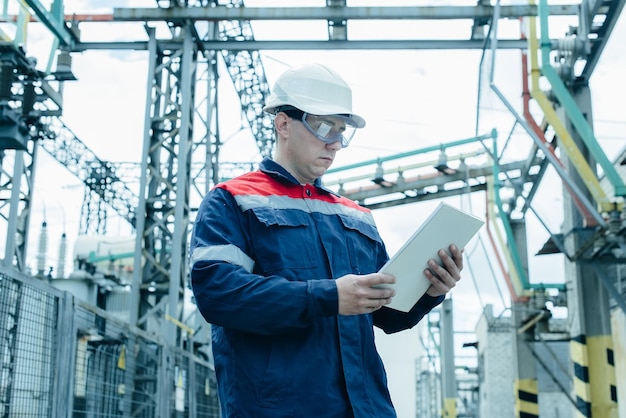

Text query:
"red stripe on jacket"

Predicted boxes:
[[216, 171, 371, 214]]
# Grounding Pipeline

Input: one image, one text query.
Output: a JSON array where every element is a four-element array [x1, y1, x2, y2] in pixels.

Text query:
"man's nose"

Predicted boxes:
[[326, 140, 342, 151]]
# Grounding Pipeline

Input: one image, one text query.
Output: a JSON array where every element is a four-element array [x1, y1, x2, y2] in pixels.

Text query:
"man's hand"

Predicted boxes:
[[424, 244, 464, 297], [336, 273, 396, 315]]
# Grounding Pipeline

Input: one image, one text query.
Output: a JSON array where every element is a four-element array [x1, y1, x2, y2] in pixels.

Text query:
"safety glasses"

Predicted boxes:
[[280, 107, 358, 148]]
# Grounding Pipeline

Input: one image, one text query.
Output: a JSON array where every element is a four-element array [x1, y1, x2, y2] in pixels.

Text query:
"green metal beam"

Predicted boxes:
[[23, 0, 73, 46], [326, 130, 497, 175]]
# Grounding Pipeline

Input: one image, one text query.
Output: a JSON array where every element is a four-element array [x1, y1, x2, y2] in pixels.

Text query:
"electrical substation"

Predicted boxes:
[[0, 1, 625, 417]]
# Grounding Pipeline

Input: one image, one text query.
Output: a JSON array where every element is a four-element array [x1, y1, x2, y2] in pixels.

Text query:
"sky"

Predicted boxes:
[[3, 1, 626, 417]]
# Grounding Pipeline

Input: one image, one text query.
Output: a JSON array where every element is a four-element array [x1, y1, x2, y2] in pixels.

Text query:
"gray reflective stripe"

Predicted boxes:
[[191, 244, 255, 273], [234, 194, 375, 227]]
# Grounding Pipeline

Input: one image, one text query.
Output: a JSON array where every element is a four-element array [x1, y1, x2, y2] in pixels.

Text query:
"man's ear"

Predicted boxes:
[[274, 112, 290, 137]]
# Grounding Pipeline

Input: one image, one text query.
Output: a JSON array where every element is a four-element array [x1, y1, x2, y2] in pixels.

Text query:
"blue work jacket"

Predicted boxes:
[[190, 158, 444, 418]]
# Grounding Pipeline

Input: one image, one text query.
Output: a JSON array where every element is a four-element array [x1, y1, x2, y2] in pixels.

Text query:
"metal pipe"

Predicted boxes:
[[526, 2, 613, 214], [538, 0, 626, 197]]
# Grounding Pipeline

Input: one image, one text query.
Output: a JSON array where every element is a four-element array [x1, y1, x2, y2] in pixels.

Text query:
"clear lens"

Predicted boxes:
[[301, 113, 357, 148]]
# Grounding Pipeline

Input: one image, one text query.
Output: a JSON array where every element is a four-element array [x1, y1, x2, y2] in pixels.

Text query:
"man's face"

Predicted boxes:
[[276, 111, 344, 184]]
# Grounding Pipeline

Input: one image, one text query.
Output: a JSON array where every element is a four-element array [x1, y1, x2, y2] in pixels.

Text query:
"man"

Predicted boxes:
[[190, 63, 463, 417]]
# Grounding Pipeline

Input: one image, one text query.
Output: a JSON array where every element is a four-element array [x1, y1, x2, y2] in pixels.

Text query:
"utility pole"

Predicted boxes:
[[440, 298, 457, 417], [510, 220, 539, 418], [559, 87, 618, 418]]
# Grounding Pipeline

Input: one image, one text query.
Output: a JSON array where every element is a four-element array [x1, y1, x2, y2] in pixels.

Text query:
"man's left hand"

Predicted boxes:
[[424, 244, 463, 297]]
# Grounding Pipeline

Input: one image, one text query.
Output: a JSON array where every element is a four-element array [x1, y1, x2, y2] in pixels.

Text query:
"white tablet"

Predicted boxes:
[[377, 202, 484, 312]]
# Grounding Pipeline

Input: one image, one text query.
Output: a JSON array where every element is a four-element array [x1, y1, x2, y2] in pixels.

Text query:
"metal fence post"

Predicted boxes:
[[53, 291, 77, 418]]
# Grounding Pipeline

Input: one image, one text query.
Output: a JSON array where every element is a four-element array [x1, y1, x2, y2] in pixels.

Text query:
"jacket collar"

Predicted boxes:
[[259, 158, 339, 196]]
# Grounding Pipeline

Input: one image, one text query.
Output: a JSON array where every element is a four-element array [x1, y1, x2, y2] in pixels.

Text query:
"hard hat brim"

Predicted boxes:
[[264, 103, 366, 129]]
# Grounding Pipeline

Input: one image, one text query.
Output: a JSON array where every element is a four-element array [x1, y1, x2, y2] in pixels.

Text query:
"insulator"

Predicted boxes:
[[57, 233, 67, 278], [557, 36, 577, 53], [21, 83, 36, 120], [373, 162, 384, 183], [56, 50, 72, 70], [556, 35, 588, 61], [36, 221, 49, 276], [533, 291, 548, 310], [0, 62, 13, 101], [396, 171, 405, 187]]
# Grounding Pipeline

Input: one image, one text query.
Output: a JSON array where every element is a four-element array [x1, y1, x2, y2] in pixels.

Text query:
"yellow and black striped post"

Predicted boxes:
[[442, 398, 456, 417], [588, 335, 618, 417], [555, 67, 620, 418], [440, 298, 457, 418], [571, 334, 592, 417], [514, 378, 539, 418], [571, 334, 618, 417]]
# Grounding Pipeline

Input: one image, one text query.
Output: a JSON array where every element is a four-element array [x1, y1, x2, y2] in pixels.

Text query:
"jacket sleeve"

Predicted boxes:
[[190, 187, 338, 335], [373, 293, 445, 334]]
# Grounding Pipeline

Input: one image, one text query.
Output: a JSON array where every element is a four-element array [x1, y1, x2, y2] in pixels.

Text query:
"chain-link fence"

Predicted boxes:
[[0, 264, 219, 417]]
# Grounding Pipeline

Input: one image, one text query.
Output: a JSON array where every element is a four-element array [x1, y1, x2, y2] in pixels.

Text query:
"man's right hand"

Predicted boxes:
[[335, 273, 396, 315]]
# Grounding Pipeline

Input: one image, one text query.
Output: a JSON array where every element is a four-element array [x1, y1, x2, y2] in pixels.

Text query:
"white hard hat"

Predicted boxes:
[[263, 63, 366, 128]]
